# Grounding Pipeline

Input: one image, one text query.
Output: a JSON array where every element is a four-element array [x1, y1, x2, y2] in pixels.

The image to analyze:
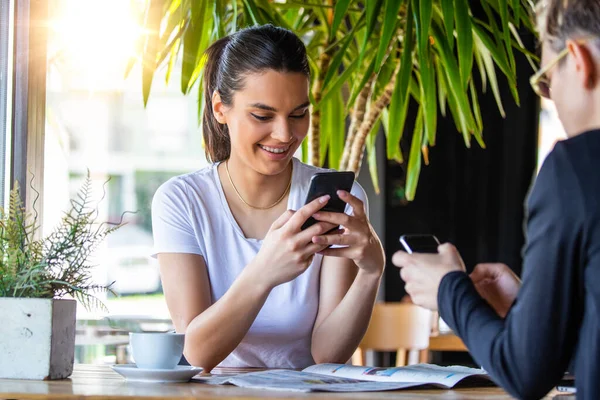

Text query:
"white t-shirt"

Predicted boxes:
[[151, 157, 367, 368]]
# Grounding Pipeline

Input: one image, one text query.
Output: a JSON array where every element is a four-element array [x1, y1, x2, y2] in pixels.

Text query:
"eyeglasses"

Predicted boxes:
[[530, 37, 596, 99], [529, 47, 569, 99]]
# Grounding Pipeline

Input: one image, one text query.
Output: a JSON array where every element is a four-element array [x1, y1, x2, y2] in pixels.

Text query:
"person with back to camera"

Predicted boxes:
[[392, 0, 600, 398], [151, 24, 385, 372]]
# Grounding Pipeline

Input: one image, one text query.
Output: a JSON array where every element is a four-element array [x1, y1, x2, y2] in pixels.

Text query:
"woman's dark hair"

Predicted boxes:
[[202, 24, 310, 163]]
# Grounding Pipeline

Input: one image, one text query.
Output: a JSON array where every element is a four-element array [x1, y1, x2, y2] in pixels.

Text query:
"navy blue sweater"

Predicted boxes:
[[438, 130, 600, 400]]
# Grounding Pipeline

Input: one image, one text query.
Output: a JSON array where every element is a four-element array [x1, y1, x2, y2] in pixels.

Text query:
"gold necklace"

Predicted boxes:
[[225, 160, 292, 210]]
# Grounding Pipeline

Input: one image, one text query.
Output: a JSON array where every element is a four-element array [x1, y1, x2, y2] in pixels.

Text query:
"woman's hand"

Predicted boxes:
[[470, 263, 521, 318], [249, 195, 336, 289], [391, 243, 465, 310], [309, 190, 384, 276]]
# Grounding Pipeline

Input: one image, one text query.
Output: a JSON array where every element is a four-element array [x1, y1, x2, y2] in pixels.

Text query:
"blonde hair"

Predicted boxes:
[[536, 0, 600, 51]]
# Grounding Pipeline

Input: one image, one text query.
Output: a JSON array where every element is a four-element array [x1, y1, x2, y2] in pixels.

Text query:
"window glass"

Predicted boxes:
[[45, 0, 207, 363], [537, 98, 567, 172]]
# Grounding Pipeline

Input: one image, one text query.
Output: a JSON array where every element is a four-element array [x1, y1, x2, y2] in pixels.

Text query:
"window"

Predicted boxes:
[[537, 98, 567, 172], [0, 0, 14, 206], [45, 0, 207, 362]]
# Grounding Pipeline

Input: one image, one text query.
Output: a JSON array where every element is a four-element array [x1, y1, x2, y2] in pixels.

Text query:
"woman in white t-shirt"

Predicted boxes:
[[152, 24, 385, 372]]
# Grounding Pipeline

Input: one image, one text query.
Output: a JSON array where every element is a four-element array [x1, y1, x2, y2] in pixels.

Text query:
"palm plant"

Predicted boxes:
[[136, 0, 537, 200]]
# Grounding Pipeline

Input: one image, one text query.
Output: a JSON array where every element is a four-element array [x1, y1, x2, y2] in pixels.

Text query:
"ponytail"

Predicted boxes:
[[202, 37, 231, 163]]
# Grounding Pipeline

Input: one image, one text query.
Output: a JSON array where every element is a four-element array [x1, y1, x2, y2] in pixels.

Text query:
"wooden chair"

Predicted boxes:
[[352, 303, 432, 367]]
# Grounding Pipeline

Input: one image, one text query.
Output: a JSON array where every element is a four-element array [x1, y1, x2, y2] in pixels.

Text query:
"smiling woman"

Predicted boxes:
[[152, 25, 385, 372]]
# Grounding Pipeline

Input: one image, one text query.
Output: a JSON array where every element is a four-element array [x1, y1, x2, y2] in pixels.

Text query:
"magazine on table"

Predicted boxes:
[[192, 363, 491, 393]]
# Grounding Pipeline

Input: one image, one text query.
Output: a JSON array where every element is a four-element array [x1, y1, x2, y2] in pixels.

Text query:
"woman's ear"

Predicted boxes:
[[212, 91, 227, 124], [567, 40, 597, 90]]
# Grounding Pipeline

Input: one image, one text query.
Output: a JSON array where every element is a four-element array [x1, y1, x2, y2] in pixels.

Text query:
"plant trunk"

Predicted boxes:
[[347, 59, 401, 175], [309, 50, 332, 166], [339, 74, 375, 171]]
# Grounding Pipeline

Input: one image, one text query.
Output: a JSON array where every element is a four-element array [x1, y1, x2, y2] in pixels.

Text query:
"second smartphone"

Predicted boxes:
[[399, 234, 440, 254]]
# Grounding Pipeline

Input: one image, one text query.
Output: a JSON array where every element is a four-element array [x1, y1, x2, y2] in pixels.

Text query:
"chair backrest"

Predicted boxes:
[[360, 303, 432, 352]]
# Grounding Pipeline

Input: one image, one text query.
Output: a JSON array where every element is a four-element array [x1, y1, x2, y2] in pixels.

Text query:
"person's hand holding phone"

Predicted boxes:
[[248, 195, 337, 289], [392, 243, 466, 311], [308, 190, 384, 276]]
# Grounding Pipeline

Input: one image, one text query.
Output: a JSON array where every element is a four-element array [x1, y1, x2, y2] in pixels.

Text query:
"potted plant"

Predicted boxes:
[[134, 0, 537, 200], [0, 176, 124, 380]]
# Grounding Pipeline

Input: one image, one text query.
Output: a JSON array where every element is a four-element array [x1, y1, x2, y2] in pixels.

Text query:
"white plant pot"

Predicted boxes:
[[0, 298, 76, 380]]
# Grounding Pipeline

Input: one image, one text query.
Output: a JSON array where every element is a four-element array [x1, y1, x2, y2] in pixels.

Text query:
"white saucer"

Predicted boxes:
[[111, 364, 203, 383]]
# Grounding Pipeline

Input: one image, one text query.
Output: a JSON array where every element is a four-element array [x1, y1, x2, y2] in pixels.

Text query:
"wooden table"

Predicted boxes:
[[0, 364, 562, 399]]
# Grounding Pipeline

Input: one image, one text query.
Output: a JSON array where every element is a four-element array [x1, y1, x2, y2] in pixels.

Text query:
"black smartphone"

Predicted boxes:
[[556, 375, 576, 394], [399, 234, 441, 254], [301, 171, 355, 231]]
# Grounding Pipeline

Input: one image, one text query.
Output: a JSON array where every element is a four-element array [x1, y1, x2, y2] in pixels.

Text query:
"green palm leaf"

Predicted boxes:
[[405, 107, 424, 201], [441, 0, 455, 50], [325, 91, 346, 170], [475, 35, 506, 118], [142, 0, 164, 106], [322, 12, 365, 90], [181, 0, 207, 94], [331, 0, 352, 40], [139, 0, 536, 200], [367, 118, 382, 194], [358, 0, 383, 66], [431, 23, 476, 146], [374, 0, 403, 72], [498, 0, 516, 73], [387, 3, 414, 161], [455, 0, 473, 88]]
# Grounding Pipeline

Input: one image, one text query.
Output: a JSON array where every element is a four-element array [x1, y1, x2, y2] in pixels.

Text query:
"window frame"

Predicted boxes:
[[11, 0, 48, 226], [0, 0, 14, 207]]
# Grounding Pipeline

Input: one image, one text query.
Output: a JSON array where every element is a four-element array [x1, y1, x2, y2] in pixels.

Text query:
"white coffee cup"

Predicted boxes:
[[129, 332, 185, 370]]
